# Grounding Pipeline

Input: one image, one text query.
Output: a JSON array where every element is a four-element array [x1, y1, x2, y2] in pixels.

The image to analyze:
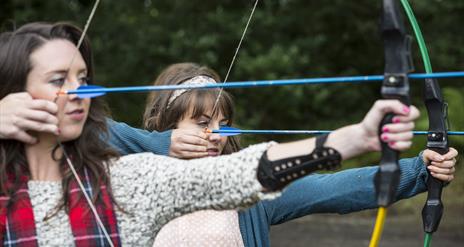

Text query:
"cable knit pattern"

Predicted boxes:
[[26, 142, 278, 246], [28, 181, 74, 246]]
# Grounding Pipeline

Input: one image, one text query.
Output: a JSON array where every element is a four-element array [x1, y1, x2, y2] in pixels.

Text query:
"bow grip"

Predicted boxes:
[[422, 146, 448, 233], [375, 74, 411, 207], [375, 113, 401, 207]]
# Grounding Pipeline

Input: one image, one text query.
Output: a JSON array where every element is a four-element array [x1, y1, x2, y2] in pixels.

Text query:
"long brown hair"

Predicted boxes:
[[143, 63, 240, 154], [0, 22, 119, 211]]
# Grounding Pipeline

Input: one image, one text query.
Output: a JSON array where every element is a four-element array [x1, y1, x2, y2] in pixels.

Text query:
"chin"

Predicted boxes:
[[58, 127, 84, 142]]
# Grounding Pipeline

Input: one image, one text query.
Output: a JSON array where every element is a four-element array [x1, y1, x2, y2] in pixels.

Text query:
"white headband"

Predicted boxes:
[[167, 75, 217, 109]]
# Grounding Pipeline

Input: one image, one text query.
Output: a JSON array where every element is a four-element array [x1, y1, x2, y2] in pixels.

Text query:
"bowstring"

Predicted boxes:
[[53, 0, 114, 246], [208, 0, 259, 126], [65, 0, 101, 72]]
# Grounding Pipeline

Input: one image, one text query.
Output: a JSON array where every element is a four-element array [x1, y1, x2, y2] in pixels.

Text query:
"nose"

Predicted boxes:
[[65, 80, 82, 101], [208, 123, 221, 143], [208, 132, 221, 143]]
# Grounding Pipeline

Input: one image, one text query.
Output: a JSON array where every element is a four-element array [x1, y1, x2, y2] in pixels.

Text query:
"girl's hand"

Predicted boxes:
[[423, 148, 458, 182], [169, 129, 209, 159], [359, 99, 420, 152], [0, 92, 59, 143]]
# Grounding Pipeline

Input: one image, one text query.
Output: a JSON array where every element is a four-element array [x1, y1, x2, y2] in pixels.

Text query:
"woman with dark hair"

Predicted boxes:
[[143, 63, 457, 247], [0, 22, 421, 246]]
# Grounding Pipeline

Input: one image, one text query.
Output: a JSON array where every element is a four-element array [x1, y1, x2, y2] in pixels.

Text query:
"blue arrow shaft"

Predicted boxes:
[[67, 71, 464, 95], [213, 129, 331, 135], [212, 129, 464, 136], [225, 130, 330, 135]]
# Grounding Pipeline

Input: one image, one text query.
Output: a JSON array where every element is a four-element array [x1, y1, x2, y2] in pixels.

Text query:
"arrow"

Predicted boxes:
[[207, 126, 464, 137], [58, 70, 464, 99]]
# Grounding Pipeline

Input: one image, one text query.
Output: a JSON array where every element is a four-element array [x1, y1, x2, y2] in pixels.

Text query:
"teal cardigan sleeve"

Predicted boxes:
[[263, 156, 428, 225], [105, 118, 172, 155]]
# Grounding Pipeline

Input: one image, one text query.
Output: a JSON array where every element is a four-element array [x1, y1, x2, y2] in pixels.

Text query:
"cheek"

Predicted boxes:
[[83, 99, 91, 112], [26, 82, 59, 101], [220, 137, 228, 147]]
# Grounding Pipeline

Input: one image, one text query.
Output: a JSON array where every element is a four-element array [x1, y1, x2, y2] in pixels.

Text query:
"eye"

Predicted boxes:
[[197, 121, 209, 127], [219, 124, 230, 129], [220, 120, 230, 126], [78, 76, 91, 85], [49, 77, 66, 86]]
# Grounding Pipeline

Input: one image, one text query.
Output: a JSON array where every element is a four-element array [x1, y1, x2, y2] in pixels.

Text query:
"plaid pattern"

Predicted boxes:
[[0, 169, 121, 247], [68, 169, 121, 247], [0, 176, 38, 247]]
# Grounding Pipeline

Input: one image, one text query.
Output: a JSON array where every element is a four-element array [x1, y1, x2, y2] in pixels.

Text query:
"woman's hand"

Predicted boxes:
[[271, 99, 420, 161], [358, 99, 420, 152], [0, 92, 59, 143], [423, 148, 458, 182], [169, 129, 209, 159]]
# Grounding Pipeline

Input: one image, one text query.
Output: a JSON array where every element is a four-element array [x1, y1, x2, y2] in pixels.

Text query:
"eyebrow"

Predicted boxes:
[[201, 114, 211, 119], [200, 114, 228, 122], [45, 68, 87, 76]]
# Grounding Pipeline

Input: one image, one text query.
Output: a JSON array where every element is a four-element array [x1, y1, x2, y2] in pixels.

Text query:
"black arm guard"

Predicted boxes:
[[257, 134, 342, 191]]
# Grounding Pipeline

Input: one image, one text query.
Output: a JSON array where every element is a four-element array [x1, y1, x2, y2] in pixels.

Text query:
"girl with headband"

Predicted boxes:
[[143, 63, 457, 247]]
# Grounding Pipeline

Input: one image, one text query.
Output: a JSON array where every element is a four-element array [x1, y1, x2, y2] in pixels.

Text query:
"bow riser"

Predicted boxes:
[[375, 0, 413, 207], [422, 78, 449, 233]]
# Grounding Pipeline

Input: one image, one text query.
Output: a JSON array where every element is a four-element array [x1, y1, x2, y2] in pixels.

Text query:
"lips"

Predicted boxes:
[[207, 148, 220, 157], [66, 109, 85, 121]]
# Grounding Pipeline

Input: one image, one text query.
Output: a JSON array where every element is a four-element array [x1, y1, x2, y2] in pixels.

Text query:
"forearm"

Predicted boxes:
[[106, 118, 171, 155], [165, 142, 280, 213], [267, 124, 366, 161], [266, 155, 428, 224]]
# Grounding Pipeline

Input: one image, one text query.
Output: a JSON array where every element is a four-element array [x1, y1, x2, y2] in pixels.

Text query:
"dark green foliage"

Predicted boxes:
[[2, 0, 463, 160]]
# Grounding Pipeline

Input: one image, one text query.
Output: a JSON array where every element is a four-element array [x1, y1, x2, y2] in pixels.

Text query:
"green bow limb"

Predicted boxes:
[[400, 1, 447, 247]]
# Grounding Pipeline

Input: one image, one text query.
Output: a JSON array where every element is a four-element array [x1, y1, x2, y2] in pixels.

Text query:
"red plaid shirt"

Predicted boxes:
[[0, 169, 121, 247]]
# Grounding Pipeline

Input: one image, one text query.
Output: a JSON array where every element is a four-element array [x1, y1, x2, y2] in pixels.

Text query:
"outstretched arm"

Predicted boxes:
[[109, 142, 279, 236], [265, 156, 427, 225], [109, 99, 421, 232], [264, 148, 458, 225]]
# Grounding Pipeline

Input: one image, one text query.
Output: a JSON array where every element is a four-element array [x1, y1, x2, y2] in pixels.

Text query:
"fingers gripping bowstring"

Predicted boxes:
[[53, 0, 115, 246], [209, 0, 259, 126]]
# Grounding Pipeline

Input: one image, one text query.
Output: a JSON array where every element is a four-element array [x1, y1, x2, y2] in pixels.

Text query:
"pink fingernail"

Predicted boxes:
[[389, 141, 396, 146], [382, 127, 389, 132], [403, 106, 410, 113], [393, 117, 401, 123], [381, 134, 389, 141]]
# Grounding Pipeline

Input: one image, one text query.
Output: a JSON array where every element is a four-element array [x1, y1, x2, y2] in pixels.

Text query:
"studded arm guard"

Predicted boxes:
[[257, 134, 342, 191]]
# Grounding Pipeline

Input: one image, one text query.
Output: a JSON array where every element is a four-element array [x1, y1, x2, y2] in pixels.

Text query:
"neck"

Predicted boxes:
[[25, 133, 63, 181]]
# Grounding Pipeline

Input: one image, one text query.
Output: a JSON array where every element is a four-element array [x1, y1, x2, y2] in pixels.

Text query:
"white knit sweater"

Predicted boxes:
[[26, 142, 277, 246]]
